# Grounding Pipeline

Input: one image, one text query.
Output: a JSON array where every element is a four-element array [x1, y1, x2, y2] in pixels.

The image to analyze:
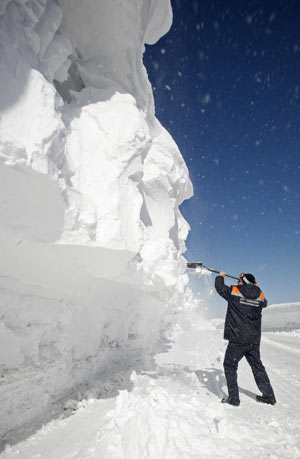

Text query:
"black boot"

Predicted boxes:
[[221, 397, 240, 406], [256, 395, 276, 405]]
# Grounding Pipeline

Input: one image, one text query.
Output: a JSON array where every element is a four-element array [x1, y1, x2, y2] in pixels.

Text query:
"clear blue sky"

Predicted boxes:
[[144, 0, 300, 305]]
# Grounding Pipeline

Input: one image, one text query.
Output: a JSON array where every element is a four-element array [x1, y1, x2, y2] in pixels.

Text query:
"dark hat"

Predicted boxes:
[[241, 273, 256, 284]]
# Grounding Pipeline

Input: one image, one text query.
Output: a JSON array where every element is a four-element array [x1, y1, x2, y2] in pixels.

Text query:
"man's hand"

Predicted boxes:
[[219, 271, 226, 277]]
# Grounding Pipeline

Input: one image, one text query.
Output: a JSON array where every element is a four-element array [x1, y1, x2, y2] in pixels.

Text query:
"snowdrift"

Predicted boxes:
[[262, 302, 300, 331], [0, 0, 197, 444]]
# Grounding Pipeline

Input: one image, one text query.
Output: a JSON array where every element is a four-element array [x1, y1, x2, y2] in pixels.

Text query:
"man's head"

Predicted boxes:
[[238, 273, 256, 285]]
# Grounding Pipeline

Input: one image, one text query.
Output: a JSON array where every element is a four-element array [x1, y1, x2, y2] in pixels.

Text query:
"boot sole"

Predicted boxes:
[[256, 396, 276, 405]]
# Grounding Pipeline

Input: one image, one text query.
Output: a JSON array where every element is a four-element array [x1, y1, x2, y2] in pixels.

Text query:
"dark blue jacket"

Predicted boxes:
[[215, 276, 267, 344]]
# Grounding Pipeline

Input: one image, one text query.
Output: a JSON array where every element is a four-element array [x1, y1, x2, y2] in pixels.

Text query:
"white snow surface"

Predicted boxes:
[[1, 320, 300, 459], [0, 0, 197, 446], [262, 302, 300, 331]]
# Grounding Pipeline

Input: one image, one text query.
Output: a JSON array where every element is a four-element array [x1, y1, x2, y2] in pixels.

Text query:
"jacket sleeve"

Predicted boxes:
[[215, 275, 232, 301], [262, 297, 268, 308]]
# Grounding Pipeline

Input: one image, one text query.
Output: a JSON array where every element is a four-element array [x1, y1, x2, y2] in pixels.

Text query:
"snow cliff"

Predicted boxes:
[[0, 0, 196, 444]]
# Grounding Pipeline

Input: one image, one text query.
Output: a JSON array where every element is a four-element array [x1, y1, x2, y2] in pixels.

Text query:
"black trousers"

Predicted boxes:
[[223, 341, 275, 404]]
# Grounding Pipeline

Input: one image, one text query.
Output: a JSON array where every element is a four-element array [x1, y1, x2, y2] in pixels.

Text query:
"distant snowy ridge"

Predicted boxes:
[[212, 302, 300, 332], [262, 302, 300, 331], [0, 0, 199, 445]]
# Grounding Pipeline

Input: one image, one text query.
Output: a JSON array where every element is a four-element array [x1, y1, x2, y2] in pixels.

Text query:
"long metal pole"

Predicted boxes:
[[186, 262, 240, 281]]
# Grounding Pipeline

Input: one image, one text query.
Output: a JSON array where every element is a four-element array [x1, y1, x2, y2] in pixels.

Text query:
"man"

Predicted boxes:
[[215, 271, 276, 407]]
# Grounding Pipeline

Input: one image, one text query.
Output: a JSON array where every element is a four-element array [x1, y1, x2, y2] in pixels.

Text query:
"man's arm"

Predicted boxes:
[[215, 272, 231, 301], [255, 281, 268, 308], [262, 296, 268, 308]]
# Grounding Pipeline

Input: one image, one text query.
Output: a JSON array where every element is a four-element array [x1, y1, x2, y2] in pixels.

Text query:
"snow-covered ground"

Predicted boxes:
[[1, 309, 299, 459]]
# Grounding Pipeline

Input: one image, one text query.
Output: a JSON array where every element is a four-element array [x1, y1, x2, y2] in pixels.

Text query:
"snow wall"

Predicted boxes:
[[0, 0, 198, 443]]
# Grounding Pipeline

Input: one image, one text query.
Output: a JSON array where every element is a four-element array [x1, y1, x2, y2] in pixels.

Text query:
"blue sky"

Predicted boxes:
[[144, 0, 300, 306]]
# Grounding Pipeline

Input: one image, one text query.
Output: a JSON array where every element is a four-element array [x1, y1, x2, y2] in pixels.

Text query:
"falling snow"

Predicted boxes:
[[144, 0, 300, 304]]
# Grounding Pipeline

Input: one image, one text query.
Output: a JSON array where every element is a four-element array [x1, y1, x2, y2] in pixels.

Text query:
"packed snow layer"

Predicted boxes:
[[262, 302, 300, 331], [1, 325, 300, 459], [0, 0, 197, 445]]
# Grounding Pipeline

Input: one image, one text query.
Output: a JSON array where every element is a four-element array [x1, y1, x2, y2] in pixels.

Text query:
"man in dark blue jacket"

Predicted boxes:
[[215, 271, 276, 406]]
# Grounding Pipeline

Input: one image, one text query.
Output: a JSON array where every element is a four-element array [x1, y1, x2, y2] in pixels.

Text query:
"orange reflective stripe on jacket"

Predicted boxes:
[[231, 285, 265, 302], [231, 286, 244, 297]]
